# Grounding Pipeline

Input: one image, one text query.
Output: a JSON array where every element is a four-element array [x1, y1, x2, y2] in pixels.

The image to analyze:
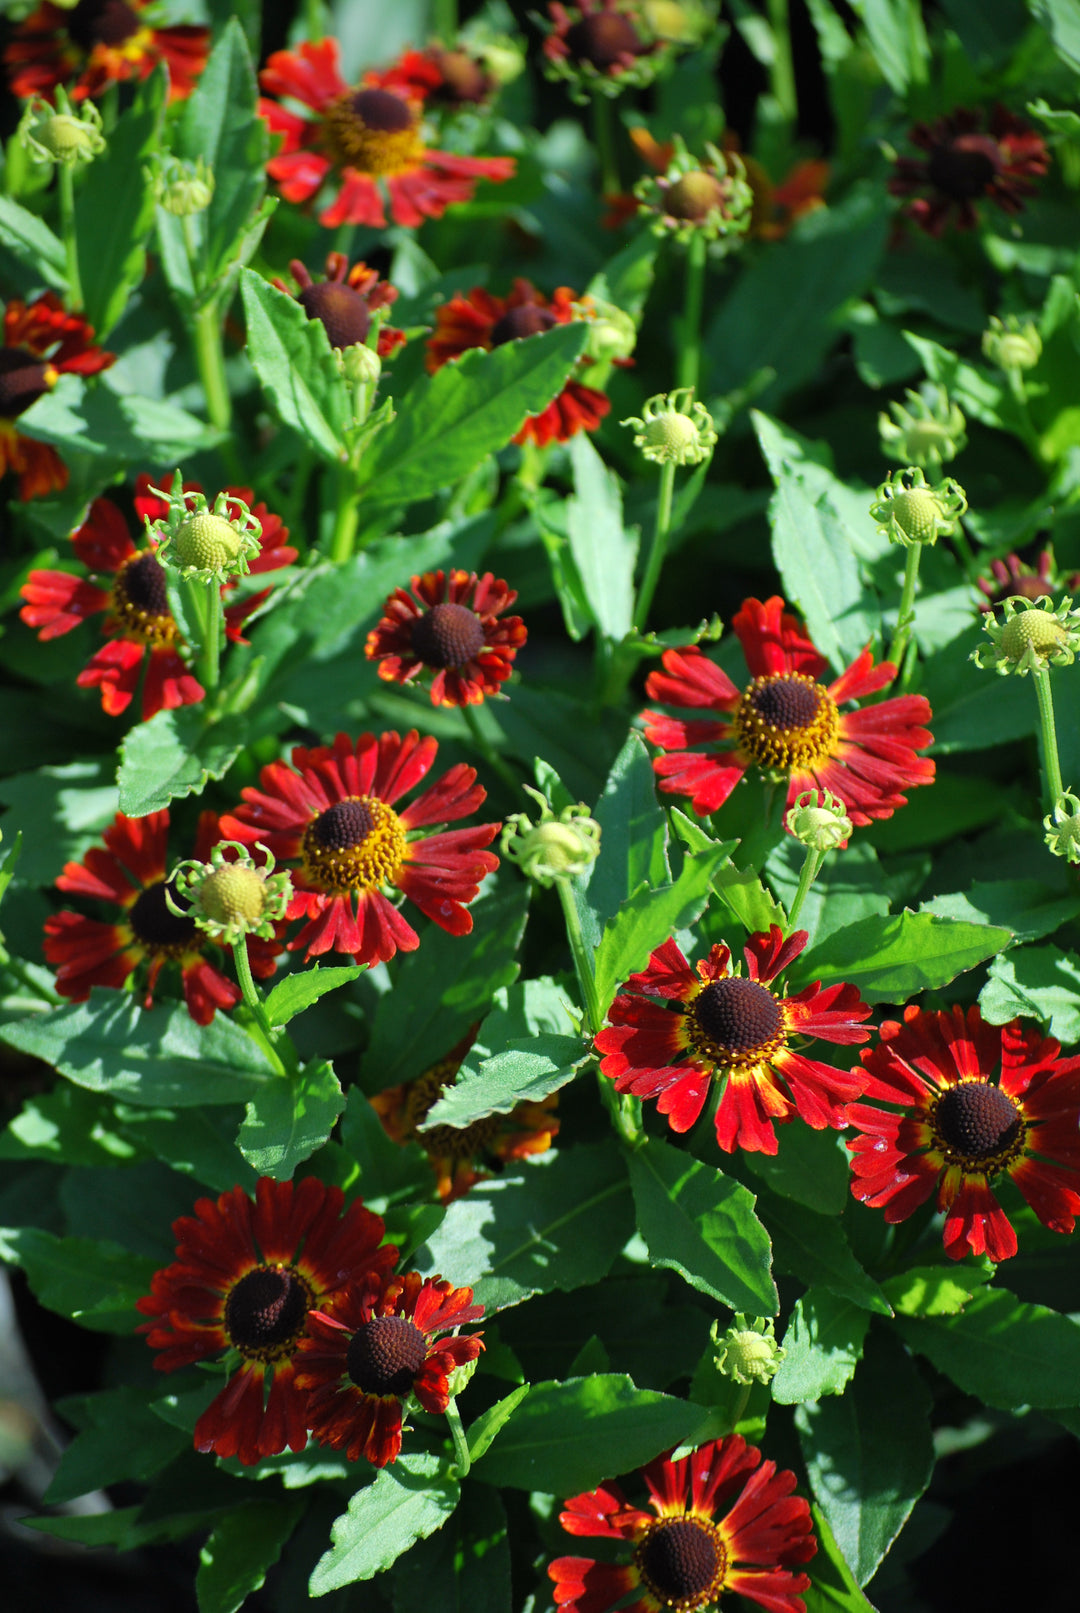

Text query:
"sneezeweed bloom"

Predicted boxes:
[[365, 570, 526, 708], [889, 105, 1050, 236], [258, 38, 514, 229], [973, 594, 1080, 675], [784, 789, 852, 853], [642, 595, 935, 824], [43, 809, 281, 1025], [372, 1032, 560, 1201], [275, 253, 405, 359], [501, 788, 602, 886], [976, 548, 1079, 613], [879, 384, 966, 470], [295, 1269, 484, 1467], [426, 279, 613, 447], [635, 138, 754, 247], [219, 730, 500, 969], [548, 1436, 817, 1613], [5, 0, 209, 104], [869, 467, 968, 548], [137, 1178, 396, 1465], [846, 1004, 1080, 1263], [623, 388, 717, 466], [1044, 790, 1080, 865], [17, 87, 104, 166], [982, 314, 1042, 373], [170, 842, 293, 948], [19, 477, 295, 718], [541, 0, 659, 101], [594, 926, 871, 1155], [0, 292, 114, 500]]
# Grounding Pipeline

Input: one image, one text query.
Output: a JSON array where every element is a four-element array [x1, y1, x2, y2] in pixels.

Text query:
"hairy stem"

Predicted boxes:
[[634, 458, 677, 633], [886, 542, 922, 670], [1033, 664, 1065, 811], [786, 845, 825, 932], [57, 163, 83, 312], [445, 1397, 470, 1477]]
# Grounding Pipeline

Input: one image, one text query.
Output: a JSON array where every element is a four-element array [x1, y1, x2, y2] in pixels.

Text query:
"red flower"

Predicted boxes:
[[543, 0, 653, 86], [19, 474, 295, 719], [295, 1268, 483, 1467], [365, 569, 526, 707], [274, 252, 406, 359], [548, 1436, 816, 1613], [0, 292, 114, 500], [595, 927, 871, 1155], [218, 730, 500, 970], [137, 1178, 396, 1466], [889, 105, 1049, 236], [6, 0, 209, 104], [846, 1004, 1080, 1263], [976, 547, 1078, 614], [426, 279, 610, 447], [365, 45, 496, 108], [43, 808, 281, 1025], [258, 38, 514, 228], [642, 595, 935, 827]]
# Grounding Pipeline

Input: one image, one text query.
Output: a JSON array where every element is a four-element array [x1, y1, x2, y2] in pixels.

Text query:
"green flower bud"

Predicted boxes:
[[711, 1315, 784, 1387], [879, 384, 966, 470], [636, 137, 753, 247], [973, 595, 1080, 676], [869, 467, 968, 548], [576, 297, 637, 364], [1045, 791, 1080, 864], [784, 789, 852, 851], [501, 787, 601, 887], [149, 478, 263, 582], [170, 842, 292, 946], [982, 315, 1041, 373], [622, 387, 718, 466], [18, 91, 104, 167]]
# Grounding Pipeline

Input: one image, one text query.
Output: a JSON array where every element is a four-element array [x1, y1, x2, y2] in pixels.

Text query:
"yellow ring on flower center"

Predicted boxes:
[[402, 1060, 502, 1160], [634, 1514, 729, 1612], [300, 794, 408, 895], [929, 1077, 1027, 1174], [321, 87, 425, 177], [109, 551, 177, 647], [733, 670, 840, 775], [684, 975, 789, 1072]]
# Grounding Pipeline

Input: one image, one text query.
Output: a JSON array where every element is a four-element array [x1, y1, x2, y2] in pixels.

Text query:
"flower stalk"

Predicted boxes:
[[445, 1396, 471, 1478], [676, 229, 707, 392], [57, 163, 83, 312], [1033, 663, 1065, 811]]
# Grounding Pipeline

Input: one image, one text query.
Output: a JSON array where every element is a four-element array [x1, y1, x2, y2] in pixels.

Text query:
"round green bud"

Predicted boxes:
[[173, 511, 246, 572], [38, 113, 99, 161], [160, 175, 214, 217], [642, 410, 700, 457], [888, 488, 941, 546], [527, 821, 594, 875], [664, 169, 727, 222], [199, 865, 269, 927], [1000, 610, 1069, 662]]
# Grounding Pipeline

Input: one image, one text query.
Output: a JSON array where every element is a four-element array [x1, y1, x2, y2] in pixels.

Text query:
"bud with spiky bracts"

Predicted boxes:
[[982, 314, 1042, 373], [879, 383, 966, 470], [149, 153, 215, 217], [869, 467, 968, 548], [148, 478, 263, 583], [635, 136, 754, 247], [1044, 791, 1080, 865], [18, 87, 105, 167], [973, 595, 1080, 676], [711, 1315, 785, 1387], [784, 789, 853, 853], [622, 388, 717, 466], [501, 787, 601, 886], [170, 842, 292, 947]]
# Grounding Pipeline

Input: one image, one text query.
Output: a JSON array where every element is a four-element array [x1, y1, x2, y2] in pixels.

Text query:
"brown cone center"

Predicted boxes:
[[490, 305, 557, 345], [350, 87, 414, 133], [564, 11, 645, 67], [118, 551, 170, 615], [431, 49, 489, 104], [664, 171, 726, 222], [410, 601, 486, 668], [224, 1265, 309, 1352], [927, 135, 1001, 200], [346, 1314, 428, 1397], [298, 281, 371, 349], [309, 799, 376, 852], [128, 880, 198, 952], [935, 1082, 1022, 1161], [749, 676, 821, 730], [67, 0, 142, 49], [636, 1517, 724, 1607], [692, 977, 784, 1056], [0, 349, 53, 420]]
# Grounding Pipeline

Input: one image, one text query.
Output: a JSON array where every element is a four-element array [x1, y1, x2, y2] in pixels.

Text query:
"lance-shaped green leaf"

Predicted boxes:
[[0, 1227, 157, 1332], [756, 1186, 891, 1315], [573, 730, 671, 954], [45, 1386, 187, 1504], [236, 1058, 345, 1180], [465, 1384, 531, 1464], [802, 1504, 882, 1613], [263, 965, 362, 1027], [785, 911, 1011, 1003], [309, 1453, 460, 1596], [893, 1284, 1080, 1409], [117, 708, 247, 817], [240, 268, 352, 460], [772, 1289, 871, 1404], [565, 432, 638, 641], [20, 374, 222, 461], [354, 321, 588, 508], [75, 68, 164, 337], [0, 194, 67, 289], [197, 1497, 305, 1613]]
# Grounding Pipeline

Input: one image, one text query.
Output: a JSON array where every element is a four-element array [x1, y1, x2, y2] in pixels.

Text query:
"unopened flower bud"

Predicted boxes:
[[576, 297, 637, 363], [1045, 791, 1080, 864], [636, 137, 754, 246], [784, 789, 852, 851], [879, 384, 966, 469], [170, 842, 292, 945], [622, 388, 718, 466], [338, 341, 382, 388], [973, 595, 1080, 676], [149, 478, 263, 582], [711, 1315, 784, 1387], [982, 315, 1041, 373], [869, 467, 968, 547], [18, 91, 104, 166], [501, 786, 601, 886]]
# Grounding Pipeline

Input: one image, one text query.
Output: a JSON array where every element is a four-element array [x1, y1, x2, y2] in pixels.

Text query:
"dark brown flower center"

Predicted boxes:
[[109, 550, 177, 647], [635, 1517, 726, 1609], [224, 1265, 310, 1356], [300, 795, 408, 895], [410, 601, 486, 668], [430, 49, 490, 105], [120, 550, 169, 614], [128, 879, 198, 953], [298, 281, 371, 349], [0, 349, 54, 420], [564, 11, 645, 68], [691, 977, 784, 1058], [309, 799, 376, 851], [749, 676, 821, 729], [346, 1314, 428, 1397], [734, 671, 840, 774], [927, 134, 1002, 200], [664, 171, 726, 222], [66, 0, 142, 50], [490, 305, 557, 345], [351, 87, 414, 134], [935, 1081, 1023, 1161], [322, 86, 422, 175]]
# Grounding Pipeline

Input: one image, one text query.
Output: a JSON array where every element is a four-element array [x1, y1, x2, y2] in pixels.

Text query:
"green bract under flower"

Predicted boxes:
[[879, 383, 967, 469], [170, 841, 292, 945], [501, 787, 601, 885], [18, 88, 105, 166], [982, 314, 1042, 372], [635, 136, 753, 246], [711, 1314, 784, 1386], [149, 153, 215, 217], [148, 479, 263, 582], [1044, 790, 1080, 864], [784, 788, 852, 852], [623, 388, 717, 465], [869, 467, 968, 547], [973, 595, 1080, 675]]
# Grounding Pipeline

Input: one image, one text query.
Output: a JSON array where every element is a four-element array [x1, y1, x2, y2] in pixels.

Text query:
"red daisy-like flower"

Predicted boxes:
[[19, 474, 295, 720], [595, 927, 871, 1155], [137, 1177, 396, 1466], [218, 730, 500, 970], [43, 808, 281, 1026], [273, 252, 406, 359], [258, 37, 514, 229], [889, 105, 1049, 236], [0, 292, 114, 500], [642, 595, 935, 827], [5, 0, 209, 104], [365, 45, 496, 108], [548, 1435, 817, 1613], [846, 1004, 1080, 1263], [295, 1268, 484, 1468], [364, 569, 526, 708], [976, 547, 1079, 614], [543, 0, 653, 85], [426, 279, 610, 447]]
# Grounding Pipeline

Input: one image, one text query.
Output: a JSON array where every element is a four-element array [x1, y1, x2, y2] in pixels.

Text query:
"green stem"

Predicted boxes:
[[676, 232, 707, 392], [329, 463, 360, 564], [634, 458, 677, 633], [1033, 664, 1065, 811], [765, 0, 797, 122], [786, 845, 825, 933], [445, 1398, 470, 1477], [728, 1383, 752, 1431], [303, 0, 324, 40], [556, 877, 603, 1038], [886, 542, 922, 669], [591, 95, 620, 197], [57, 163, 83, 312], [200, 586, 221, 692], [462, 704, 521, 796], [193, 301, 242, 481], [231, 938, 289, 1077]]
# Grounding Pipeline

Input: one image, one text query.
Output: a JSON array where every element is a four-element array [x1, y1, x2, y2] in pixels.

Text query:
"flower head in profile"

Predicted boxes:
[[635, 138, 753, 247], [137, 1178, 396, 1465], [642, 595, 935, 825], [365, 569, 526, 708], [43, 809, 281, 1025], [869, 467, 968, 548], [19, 475, 295, 719], [890, 104, 1049, 235], [275, 252, 405, 359], [258, 37, 514, 229], [426, 278, 612, 447], [0, 292, 114, 500], [5, 0, 209, 104], [784, 789, 852, 853], [973, 594, 1080, 676], [982, 314, 1042, 373], [846, 1004, 1080, 1262], [1044, 790, 1080, 866], [595, 926, 871, 1155], [219, 731, 500, 970], [364, 39, 516, 109], [372, 1031, 560, 1201], [295, 1269, 484, 1467], [548, 1436, 816, 1613], [18, 86, 105, 166], [541, 0, 659, 102]]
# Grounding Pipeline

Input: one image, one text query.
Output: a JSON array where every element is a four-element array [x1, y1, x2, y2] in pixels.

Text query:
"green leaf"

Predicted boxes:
[[338, 1087, 434, 1208], [0, 989, 274, 1108], [0, 194, 67, 289], [465, 1384, 531, 1464], [236, 1058, 345, 1180], [756, 1187, 892, 1315], [979, 944, 1080, 1043], [117, 708, 246, 817], [391, 1486, 511, 1613], [239, 268, 350, 460], [803, 1504, 882, 1613], [415, 1142, 633, 1313], [919, 626, 1035, 756], [0, 1227, 157, 1332], [0, 1084, 138, 1168], [574, 730, 671, 953], [565, 433, 638, 641], [122, 1105, 258, 1194], [627, 1137, 778, 1314], [881, 1265, 990, 1318], [309, 1453, 460, 1596], [1029, 0, 1080, 74], [797, 1329, 934, 1586], [766, 839, 890, 950], [472, 1374, 706, 1493], [922, 880, 1080, 946], [772, 1290, 872, 1404], [787, 911, 1011, 1003], [75, 69, 164, 337], [893, 1284, 1080, 1409], [21, 373, 222, 461], [46, 1386, 186, 1503], [848, 0, 930, 90], [743, 1126, 851, 1217], [197, 1497, 304, 1613], [593, 842, 735, 1015], [354, 322, 588, 508], [264, 965, 362, 1027], [0, 758, 117, 885]]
